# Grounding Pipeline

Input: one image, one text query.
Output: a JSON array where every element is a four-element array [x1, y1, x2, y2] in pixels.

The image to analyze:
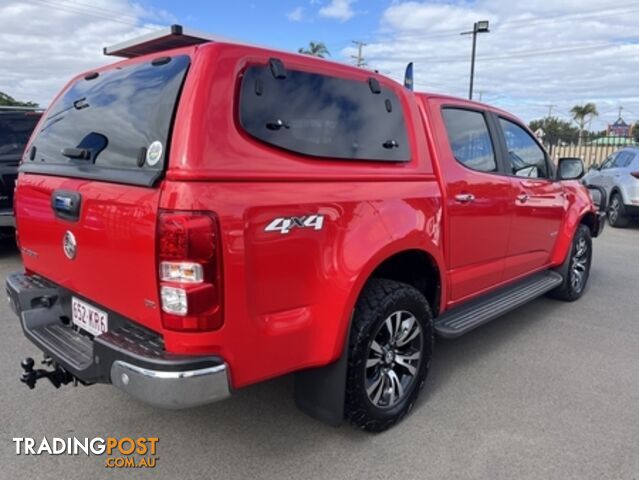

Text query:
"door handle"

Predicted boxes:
[[516, 193, 529, 203], [51, 190, 81, 221], [454, 193, 475, 204]]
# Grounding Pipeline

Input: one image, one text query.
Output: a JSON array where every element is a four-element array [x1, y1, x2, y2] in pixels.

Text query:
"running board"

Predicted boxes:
[[434, 271, 563, 338]]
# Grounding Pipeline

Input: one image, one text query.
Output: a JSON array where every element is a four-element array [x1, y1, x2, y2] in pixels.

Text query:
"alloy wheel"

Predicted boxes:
[[609, 197, 620, 224], [365, 310, 423, 409], [570, 236, 589, 293]]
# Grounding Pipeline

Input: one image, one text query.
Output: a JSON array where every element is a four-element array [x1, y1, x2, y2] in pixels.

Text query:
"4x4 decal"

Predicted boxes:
[[264, 214, 325, 235]]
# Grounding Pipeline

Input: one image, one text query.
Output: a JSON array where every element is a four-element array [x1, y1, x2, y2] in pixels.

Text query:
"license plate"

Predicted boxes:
[[71, 297, 108, 337]]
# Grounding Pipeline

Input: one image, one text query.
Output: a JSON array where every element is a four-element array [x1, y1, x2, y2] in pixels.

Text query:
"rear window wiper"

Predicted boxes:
[[61, 147, 91, 160]]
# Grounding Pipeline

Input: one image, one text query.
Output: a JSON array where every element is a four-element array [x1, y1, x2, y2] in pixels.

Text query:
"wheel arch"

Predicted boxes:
[[551, 205, 597, 266], [366, 249, 442, 317], [609, 186, 626, 206], [579, 211, 598, 237]]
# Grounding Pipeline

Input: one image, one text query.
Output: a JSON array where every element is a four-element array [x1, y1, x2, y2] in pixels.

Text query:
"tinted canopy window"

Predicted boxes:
[[0, 113, 40, 160], [442, 108, 497, 173], [239, 65, 410, 162], [23, 55, 190, 186]]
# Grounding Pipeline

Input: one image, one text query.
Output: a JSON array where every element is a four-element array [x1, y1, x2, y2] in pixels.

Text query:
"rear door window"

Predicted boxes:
[[23, 55, 190, 186], [239, 65, 410, 162], [441, 108, 498, 173]]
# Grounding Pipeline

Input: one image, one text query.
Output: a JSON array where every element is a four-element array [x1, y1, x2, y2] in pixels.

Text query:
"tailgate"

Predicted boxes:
[[13, 52, 191, 332], [16, 174, 164, 330]]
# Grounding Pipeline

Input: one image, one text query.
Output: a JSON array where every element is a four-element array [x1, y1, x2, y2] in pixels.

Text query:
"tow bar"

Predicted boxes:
[[20, 356, 77, 389]]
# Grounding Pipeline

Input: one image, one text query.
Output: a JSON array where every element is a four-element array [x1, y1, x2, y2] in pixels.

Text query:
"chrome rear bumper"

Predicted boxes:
[[111, 360, 230, 409]]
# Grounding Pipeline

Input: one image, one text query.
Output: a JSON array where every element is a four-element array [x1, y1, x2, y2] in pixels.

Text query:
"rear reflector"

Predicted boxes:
[[157, 211, 223, 331]]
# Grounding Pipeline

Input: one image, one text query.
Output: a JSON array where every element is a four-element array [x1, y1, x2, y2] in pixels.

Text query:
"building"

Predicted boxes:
[[607, 117, 631, 137]]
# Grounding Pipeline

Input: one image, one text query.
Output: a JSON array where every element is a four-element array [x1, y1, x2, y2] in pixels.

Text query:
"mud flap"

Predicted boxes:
[[293, 341, 349, 427]]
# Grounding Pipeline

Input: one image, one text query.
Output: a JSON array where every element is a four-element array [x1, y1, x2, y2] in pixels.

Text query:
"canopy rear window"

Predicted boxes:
[[21, 55, 190, 186], [239, 65, 411, 162]]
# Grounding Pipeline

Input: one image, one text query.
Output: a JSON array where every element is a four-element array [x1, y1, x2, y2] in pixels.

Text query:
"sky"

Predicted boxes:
[[1, 0, 639, 130]]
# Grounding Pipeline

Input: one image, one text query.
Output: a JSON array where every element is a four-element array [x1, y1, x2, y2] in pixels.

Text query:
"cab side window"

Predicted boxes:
[[613, 151, 633, 168], [499, 118, 550, 179], [442, 108, 497, 173]]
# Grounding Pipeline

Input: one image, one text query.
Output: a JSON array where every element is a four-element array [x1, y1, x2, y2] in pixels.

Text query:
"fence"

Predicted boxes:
[[542, 132, 637, 168]]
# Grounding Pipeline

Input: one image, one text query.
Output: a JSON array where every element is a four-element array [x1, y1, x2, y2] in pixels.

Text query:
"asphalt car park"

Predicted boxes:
[[1, 224, 638, 480]]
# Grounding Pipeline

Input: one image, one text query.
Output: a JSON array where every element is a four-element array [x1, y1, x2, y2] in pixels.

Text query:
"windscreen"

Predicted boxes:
[[22, 55, 190, 186]]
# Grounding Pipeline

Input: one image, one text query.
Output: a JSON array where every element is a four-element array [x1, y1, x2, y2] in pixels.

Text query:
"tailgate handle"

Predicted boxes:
[[51, 190, 81, 222]]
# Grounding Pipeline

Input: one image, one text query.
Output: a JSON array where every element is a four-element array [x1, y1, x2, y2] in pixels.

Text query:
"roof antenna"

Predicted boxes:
[[403, 62, 414, 91]]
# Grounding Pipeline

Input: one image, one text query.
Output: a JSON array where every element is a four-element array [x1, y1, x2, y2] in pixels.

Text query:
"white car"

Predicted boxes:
[[583, 147, 639, 227]]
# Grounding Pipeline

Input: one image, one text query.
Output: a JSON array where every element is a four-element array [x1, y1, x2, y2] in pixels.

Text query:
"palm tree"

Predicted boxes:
[[298, 41, 330, 58], [570, 103, 598, 146]]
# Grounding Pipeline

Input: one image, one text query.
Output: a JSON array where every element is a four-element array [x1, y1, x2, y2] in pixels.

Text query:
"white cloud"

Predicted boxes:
[[0, 1, 172, 107], [343, 0, 639, 129], [319, 0, 356, 22], [287, 6, 304, 22]]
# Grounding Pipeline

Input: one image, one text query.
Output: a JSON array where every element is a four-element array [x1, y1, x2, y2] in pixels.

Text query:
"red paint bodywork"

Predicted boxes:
[[15, 43, 598, 389]]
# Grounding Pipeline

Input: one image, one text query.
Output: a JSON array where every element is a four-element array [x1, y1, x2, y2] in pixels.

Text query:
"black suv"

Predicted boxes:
[[0, 108, 42, 231]]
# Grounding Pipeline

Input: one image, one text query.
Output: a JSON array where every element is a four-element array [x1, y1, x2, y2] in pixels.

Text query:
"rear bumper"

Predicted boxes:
[[6, 272, 231, 409], [623, 204, 639, 216], [110, 361, 230, 409]]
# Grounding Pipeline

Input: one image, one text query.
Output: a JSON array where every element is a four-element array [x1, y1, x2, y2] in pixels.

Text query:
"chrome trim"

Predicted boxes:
[[110, 360, 230, 409]]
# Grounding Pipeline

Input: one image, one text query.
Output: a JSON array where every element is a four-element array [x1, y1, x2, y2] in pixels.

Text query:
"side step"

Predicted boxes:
[[434, 270, 563, 338]]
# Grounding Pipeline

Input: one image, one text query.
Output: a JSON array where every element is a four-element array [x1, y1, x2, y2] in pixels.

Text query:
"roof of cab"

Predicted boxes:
[[415, 92, 515, 118]]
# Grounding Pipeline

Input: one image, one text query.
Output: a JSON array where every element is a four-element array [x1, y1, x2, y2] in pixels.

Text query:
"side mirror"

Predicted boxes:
[[557, 157, 585, 180]]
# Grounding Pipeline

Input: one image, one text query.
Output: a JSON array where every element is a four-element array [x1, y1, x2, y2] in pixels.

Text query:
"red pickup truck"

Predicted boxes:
[[8, 26, 604, 432]]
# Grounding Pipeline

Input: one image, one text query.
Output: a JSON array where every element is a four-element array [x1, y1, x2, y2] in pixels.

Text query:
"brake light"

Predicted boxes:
[[631, 172, 639, 179], [157, 211, 223, 331]]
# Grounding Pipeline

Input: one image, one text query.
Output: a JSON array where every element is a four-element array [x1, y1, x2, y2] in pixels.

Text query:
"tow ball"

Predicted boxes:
[[20, 356, 75, 389]]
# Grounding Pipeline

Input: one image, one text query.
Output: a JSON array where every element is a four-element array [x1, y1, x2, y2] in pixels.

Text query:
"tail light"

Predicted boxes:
[[631, 172, 639, 179], [157, 211, 223, 331]]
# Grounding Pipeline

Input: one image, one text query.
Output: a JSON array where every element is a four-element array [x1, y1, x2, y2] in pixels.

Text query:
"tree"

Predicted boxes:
[[633, 122, 639, 143], [0, 91, 38, 108], [570, 102, 598, 146], [298, 41, 330, 58], [529, 116, 579, 147]]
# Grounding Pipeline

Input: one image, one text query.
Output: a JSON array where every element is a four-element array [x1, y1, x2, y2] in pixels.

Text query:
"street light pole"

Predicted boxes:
[[461, 21, 489, 100]]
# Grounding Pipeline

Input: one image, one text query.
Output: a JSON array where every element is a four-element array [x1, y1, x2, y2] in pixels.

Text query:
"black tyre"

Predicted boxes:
[[608, 193, 630, 228], [549, 224, 592, 302], [345, 278, 433, 432]]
